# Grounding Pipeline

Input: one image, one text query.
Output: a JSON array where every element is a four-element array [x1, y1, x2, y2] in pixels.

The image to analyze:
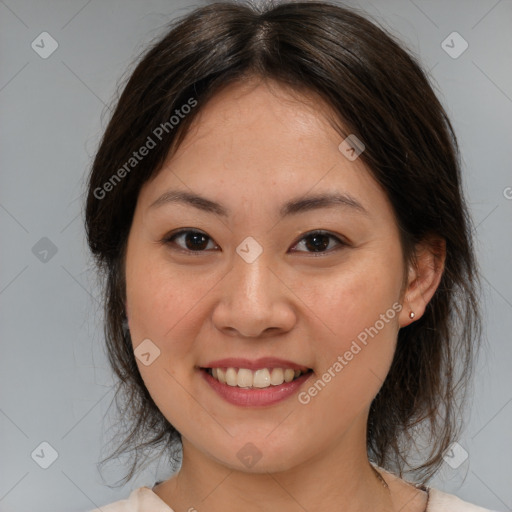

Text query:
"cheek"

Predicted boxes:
[[298, 249, 402, 397], [300, 250, 402, 340], [125, 250, 206, 344], [124, 251, 209, 425]]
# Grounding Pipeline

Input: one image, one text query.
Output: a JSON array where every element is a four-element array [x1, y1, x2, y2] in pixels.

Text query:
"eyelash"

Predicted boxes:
[[161, 229, 349, 256]]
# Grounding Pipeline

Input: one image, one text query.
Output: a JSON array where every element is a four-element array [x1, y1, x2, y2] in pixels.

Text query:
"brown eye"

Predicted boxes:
[[164, 230, 218, 252], [291, 230, 346, 254]]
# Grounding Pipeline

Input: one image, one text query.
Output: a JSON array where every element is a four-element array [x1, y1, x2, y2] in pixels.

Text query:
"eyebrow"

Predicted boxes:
[[148, 189, 368, 217]]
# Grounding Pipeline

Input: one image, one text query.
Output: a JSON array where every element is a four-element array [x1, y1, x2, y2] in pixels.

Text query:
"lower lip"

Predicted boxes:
[[200, 369, 313, 407]]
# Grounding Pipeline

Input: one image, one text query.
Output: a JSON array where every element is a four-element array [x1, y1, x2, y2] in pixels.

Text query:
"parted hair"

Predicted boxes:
[[85, 0, 481, 486]]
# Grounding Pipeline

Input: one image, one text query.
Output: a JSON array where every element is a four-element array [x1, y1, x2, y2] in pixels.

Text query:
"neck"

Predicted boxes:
[[154, 417, 394, 512]]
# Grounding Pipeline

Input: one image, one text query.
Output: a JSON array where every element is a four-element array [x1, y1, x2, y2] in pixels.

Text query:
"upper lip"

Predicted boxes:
[[201, 357, 311, 372]]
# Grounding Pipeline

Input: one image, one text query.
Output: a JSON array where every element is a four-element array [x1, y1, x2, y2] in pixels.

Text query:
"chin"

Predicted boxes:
[[203, 436, 306, 474]]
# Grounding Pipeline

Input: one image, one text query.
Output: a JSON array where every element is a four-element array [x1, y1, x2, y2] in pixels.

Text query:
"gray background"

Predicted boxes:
[[1, 0, 511, 511]]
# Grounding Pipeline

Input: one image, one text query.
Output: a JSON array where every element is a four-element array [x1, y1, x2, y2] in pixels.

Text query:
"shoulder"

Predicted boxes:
[[373, 464, 498, 512], [87, 487, 175, 512], [428, 487, 499, 512]]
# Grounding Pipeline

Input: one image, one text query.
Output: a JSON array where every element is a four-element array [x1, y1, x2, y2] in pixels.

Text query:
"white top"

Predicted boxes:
[[89, 486, 497, 511]]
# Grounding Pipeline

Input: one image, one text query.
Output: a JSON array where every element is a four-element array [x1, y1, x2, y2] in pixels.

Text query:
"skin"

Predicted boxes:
[[124, 77, 445, 512]]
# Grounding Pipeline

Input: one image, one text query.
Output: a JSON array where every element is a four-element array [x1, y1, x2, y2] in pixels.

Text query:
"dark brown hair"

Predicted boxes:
[[85, 0, 481, 486]]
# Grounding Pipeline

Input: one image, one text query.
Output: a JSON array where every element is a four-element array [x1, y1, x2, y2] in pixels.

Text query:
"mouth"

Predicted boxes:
[[200, 366, 314, 389]]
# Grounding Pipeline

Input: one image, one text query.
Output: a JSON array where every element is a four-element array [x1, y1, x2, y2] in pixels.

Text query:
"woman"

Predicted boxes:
[[85, 1, 494, 510]]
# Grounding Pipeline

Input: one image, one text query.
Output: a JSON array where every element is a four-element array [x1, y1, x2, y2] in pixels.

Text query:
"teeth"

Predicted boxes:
[[225, 367, 238, 387], [284, 369, 295, 382], [217, 368, 226, 384], [270, 368, 284, 385], [208, 367, 308, 388], [237, 368, 253, 387], [253, 369, 271, 388]]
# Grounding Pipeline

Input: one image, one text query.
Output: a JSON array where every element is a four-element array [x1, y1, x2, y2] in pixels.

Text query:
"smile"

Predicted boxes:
[[199, 365, 314, 407], [203, 367, 312, 388]]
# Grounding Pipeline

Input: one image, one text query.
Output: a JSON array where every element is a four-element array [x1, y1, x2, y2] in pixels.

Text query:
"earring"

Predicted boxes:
[[409, 311, 415, 319]]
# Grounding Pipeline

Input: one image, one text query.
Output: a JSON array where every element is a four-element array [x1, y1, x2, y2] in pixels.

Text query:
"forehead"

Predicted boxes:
[[139, 79, 391, 222], [193, 78, 338, 148]]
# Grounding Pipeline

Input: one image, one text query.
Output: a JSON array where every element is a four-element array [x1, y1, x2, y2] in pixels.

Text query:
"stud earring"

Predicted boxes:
[[409, 311, 415, 319]]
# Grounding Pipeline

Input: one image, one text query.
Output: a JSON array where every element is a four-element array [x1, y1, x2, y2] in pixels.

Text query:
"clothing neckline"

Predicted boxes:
[[151, 468, 432, 511], [371, 464, 431, 512]]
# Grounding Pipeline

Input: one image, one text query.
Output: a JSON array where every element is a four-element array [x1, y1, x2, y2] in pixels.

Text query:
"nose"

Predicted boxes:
[[211, 250, 297, 338]]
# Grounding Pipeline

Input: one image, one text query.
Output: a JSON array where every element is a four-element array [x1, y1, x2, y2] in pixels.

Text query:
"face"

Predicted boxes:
[[124, 78, 409, 473]]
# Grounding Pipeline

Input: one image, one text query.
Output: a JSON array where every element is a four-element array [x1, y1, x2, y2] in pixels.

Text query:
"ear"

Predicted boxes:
[[398, 236, 446, 327]]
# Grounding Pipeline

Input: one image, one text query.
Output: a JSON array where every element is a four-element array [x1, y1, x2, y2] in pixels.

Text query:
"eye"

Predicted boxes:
[[162, 229, 218, 253], [161, 229, 347, 255], [290, 230, 347, 254]]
